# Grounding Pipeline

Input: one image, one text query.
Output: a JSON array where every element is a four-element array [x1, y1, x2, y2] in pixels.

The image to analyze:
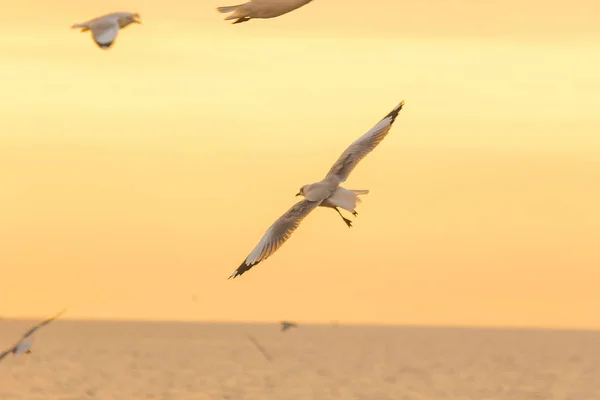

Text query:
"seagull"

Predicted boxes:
[[229, 101, 405, 279], [0, 309, 66, 362], [217, 0, 313, 24], [71, 12, 141, 49], [246, 335, 273, 362], [280, 321, 298, 332]]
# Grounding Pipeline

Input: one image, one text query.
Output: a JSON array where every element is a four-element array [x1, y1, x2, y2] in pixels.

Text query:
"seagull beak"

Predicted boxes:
[[295, 192, 301, 196]]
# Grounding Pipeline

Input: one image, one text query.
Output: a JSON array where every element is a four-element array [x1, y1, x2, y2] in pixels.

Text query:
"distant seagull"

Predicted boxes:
[[217, 0, 313, 24], [0, 309, 66, 362], [229, 101, 405, 279], [71, 12, 141, 49], [280, 321, 298, 332], [246, 335, 273, 362]]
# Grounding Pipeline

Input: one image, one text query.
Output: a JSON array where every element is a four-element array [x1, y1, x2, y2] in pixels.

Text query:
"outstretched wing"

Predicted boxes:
[[247, 335, 273, 363], [229, 199, 321, 279], [0, 347, 14, 362], [22, 309, 66, 339], [325, 101, 404, 184]]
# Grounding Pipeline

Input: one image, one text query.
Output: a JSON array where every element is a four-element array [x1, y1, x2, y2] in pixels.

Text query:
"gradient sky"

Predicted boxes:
[[1, 0, 599, 329]]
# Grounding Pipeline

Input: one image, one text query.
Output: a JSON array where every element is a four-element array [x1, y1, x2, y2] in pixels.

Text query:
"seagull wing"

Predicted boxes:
[[325, 101, 404, 184], [0, 346, 15, 362], [247, 335, 273, 363], [91, 20, 120, 49], [229, 199, 321, 279], [21, 309, 66, 339]]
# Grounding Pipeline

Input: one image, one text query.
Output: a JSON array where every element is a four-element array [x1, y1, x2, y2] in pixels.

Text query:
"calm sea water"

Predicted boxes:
[[1, 320, 599, 399]]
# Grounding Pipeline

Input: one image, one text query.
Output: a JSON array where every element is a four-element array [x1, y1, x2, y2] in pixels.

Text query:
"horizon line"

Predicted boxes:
[[1, 316, 599, 333]]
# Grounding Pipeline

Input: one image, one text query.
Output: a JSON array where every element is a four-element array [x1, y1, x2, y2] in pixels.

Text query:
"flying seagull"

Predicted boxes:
[[71, 12, 141, 49], [0, 309, 66, 362], [280, 321, 298, 332], [229, 101, 405, 279], [217, 0, 313, 24], [247, 335, 273, 362]]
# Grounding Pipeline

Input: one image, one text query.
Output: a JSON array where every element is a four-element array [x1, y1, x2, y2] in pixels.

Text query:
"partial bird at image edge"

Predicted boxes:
[[217, 0, 314, 24], [0, 309, 67, 362]]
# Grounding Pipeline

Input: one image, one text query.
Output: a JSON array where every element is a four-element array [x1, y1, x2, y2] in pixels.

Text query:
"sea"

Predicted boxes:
[[1, 320, 599, 399]]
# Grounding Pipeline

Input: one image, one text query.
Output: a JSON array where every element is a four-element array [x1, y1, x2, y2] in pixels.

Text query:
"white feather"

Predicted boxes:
[[326, 187, 369, 213]]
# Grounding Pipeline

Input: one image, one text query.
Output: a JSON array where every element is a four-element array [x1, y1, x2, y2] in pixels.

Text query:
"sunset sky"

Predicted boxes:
[[1, 0, 598, 329]]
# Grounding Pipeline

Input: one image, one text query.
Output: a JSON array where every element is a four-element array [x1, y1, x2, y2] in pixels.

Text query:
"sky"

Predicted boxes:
[[0, 0, 599, 329]]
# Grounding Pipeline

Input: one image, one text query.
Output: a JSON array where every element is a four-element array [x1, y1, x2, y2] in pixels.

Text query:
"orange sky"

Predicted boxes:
[[1, 0, 599, 329]]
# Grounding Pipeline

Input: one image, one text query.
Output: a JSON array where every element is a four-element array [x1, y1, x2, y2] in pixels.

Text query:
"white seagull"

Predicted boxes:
[[229, 101, 405, 279], [0, 309, 66, 362], [217, 0, 314, 24], [71, 12, 141, 49]]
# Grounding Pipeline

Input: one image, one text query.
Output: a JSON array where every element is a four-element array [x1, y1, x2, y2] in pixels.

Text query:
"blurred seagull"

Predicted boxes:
[[71, 12, 141, 49], [247, 335, 273, 362], [217, 0, 313, 24], [280, 321, 298, 332], [229, 101, 405, 279], [0, 309, 66, 362]]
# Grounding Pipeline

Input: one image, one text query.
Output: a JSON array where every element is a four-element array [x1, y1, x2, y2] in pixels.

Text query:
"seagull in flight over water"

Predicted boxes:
[[0, 309, 66, 362], [229, 101, 405, 279], [246, 335, 273, 362], [280, 321, 298, 332]]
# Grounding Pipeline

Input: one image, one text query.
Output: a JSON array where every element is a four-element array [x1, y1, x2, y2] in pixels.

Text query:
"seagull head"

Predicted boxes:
[[117, 13, 142, 28], [296, 185, 307, 197]]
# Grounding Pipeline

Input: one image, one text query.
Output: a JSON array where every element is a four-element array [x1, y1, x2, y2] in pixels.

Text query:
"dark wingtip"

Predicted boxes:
[[385, 100, 405, 124], [228, 260, 257, 280], [228, 270, 239, 280]]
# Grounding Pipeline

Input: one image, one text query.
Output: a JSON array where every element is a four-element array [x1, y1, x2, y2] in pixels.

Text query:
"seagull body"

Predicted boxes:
[[280, 321, 298, 332], [217, 0, 313, 24], [71, 12, 141, 49], [229, 101, 405, 279], [0, 310, 66, 362], [12, 338, 33, 355]]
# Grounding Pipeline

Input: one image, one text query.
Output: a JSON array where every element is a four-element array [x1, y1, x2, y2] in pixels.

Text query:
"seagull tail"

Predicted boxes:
[[352, 190, 369, 204]]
